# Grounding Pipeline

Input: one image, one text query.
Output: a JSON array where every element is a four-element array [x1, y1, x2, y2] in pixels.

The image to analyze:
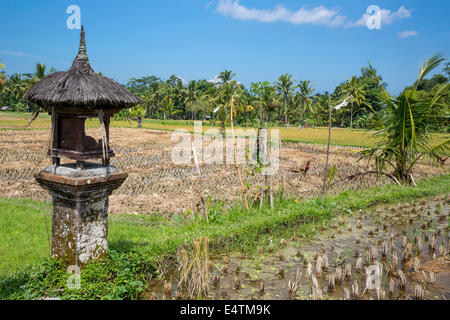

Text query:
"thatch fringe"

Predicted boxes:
[[25, 106, 40, 127], [48, 107, 55, 155], [97, 110, 109, 162]]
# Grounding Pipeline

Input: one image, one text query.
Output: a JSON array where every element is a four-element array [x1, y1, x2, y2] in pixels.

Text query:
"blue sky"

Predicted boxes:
[[1, 0, 449, 94]]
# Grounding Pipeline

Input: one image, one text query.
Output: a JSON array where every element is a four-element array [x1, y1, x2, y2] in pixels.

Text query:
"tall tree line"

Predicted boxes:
[[1, 61, 448, 130]]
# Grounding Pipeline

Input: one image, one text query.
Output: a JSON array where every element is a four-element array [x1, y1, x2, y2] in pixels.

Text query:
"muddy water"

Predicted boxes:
[[145, 195, 449, 300]]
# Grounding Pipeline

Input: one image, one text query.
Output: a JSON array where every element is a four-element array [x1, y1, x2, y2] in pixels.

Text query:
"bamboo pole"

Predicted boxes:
[[98, 111, 108, 161], [321, 94, 332, 201], [192, 143, 208, 221], [262, 121, 273, 209], [230, 97, 249, 210], [268, 122, 273, 209]]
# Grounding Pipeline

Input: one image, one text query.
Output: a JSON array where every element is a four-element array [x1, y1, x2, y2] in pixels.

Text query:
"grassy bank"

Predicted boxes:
[[0, 174, 449, 299]]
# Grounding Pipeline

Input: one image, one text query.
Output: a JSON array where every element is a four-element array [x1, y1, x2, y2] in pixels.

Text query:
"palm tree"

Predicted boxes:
[[158, 97, 182, 120], [188, 92, 214, 120], [259, 83, 278, 125], [141, 90, 155, 118], [34, 63, 46, 80], [147, 82, 166, 118], [311, 94, 329, 126], [297, 80, 315, 127], [24, 63, 47, 123], [0, 62, 5, 90], [360, 54, 449, 184], [7, 74, 28, 100], [276, 73, 296, 126], [341, 76, 366, 128], [213, 80, 245, 131], [218, 70, 236, 85], [185, 80, 199, 120], [129, 104, 146, 127]]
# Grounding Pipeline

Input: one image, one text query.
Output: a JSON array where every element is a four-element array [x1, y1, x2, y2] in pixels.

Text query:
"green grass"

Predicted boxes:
[[0, 199, 52, 273], [1, 174, 449, 299], [2, 111, 449, 147], [0, 112, 381, 147]]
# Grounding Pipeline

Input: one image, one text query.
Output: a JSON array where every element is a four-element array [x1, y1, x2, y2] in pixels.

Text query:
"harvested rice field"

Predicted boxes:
[[0, 127, 448, 216]]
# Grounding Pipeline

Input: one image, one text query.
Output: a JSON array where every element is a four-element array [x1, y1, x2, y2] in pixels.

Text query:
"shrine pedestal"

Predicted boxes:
[[35, 163, 127, 267]]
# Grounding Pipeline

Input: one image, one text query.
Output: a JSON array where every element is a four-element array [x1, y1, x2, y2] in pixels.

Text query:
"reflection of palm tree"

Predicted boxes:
[[341, 76, 366, 128], [297, 80, 315, 127], [276, 73, 295, 127]]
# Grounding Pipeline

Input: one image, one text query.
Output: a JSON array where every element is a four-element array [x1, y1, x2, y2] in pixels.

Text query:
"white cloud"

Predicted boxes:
[[205, 1, 214, 11], [216, 1, 412, 29], [208, 75, 221, 84], [398, 30, 419, 38], [216, 0, 346, 27], [0, 50, 30, 57], [345, 6, 413, 28], [0, 49, 69, 65], [176, 75, 188, 85]]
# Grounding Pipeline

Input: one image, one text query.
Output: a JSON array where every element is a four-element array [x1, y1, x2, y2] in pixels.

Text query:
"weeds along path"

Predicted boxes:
[[0, 128, 448, 216]]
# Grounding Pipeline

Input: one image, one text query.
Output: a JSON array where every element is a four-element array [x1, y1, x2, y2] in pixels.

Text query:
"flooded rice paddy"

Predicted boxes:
[[146, 195, 449, 300]]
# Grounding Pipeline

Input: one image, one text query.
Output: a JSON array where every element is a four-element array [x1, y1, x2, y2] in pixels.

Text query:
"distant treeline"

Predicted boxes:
[[0, 60, 448, 130]]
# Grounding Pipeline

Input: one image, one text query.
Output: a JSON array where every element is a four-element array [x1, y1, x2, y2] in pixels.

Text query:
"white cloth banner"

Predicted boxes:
[[334, 95, 353, 110]]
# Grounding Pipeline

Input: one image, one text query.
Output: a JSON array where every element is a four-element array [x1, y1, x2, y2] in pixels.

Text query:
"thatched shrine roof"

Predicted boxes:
[[24, 26, 141, 112]]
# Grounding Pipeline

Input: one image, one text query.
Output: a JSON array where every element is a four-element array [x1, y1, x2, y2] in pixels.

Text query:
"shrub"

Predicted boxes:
[[0, 250, 157, 300]]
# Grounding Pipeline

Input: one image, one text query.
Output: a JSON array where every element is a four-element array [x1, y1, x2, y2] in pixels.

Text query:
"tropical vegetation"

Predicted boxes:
[[0, 57, 448, 133]]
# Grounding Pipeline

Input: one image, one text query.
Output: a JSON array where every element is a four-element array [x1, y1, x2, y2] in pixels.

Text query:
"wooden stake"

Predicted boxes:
[[321, 94, 332, 201], [230, 97, 249, 210], [192, 143, 208, 221], [265, 122, 273, 209], [192, 143, 201, 175], [258, 126, 265, 210]]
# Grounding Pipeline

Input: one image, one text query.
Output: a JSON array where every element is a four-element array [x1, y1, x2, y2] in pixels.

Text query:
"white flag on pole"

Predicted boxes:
[[334, 95, 353, 110]]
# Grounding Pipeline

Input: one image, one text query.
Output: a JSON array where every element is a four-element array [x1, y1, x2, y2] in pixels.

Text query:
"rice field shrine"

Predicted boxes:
[[24, 26, 141, 267]]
